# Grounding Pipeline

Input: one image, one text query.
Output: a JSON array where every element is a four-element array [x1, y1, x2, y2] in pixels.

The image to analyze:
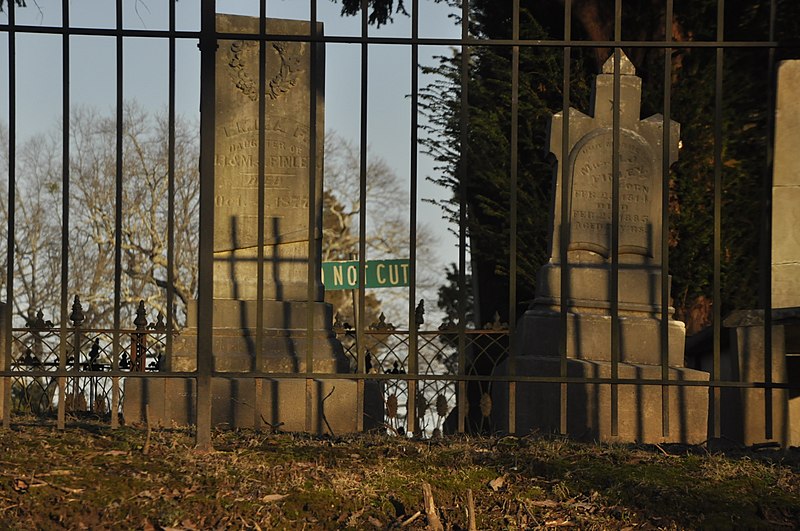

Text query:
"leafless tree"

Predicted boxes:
[[0, 104, 200, 328]]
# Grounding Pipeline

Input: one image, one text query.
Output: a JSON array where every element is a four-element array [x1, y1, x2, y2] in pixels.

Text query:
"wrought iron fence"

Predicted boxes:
[[9, 298, 166, 417], [334, 309, 510, 436], [1, 0, 798, 450]]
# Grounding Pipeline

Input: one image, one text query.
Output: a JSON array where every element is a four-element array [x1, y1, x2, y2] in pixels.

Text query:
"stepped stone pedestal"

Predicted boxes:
[[496, 53, 708, 443], [123, 15, 381, 433]]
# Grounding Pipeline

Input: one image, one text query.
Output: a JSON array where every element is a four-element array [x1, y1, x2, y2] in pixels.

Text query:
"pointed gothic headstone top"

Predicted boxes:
[[602, 51, 636, 76], [545, 47, 680, 271]]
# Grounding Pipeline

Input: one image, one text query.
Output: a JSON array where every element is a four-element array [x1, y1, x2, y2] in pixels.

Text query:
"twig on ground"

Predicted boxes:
[[28, 477, 84, 494], [259, 414, 285, 434], [321, 386, 336, 437], [467, 488, 477, 531], [422, 482, 444, 531], [400, 510, 422, 527]]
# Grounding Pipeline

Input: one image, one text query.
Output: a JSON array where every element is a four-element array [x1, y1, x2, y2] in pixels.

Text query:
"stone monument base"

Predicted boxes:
[[123, 377, 383, 433], [169, 299, 348, 373], [170, 331, 347, 374], [719, 310, 800, 447], [122, 297, 383, 433], [519, 309, 686, 366], [495, 356, 709, 443]]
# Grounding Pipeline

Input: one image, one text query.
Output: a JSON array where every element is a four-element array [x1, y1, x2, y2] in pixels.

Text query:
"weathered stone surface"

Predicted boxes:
[[772, 186, 800, 265], [721, 321, 796, 446], [528, 51, 684, 347], [123, 377, 383, 433], [547, 54, 679, 269], [171, 330, 347, 373], [535, 262, 671, 313], [214, 16, 321, 248], [773, 264, 800, 310], [723, 307, 800, 328], [773, 60, 800, 188], [495, 357, 709, 444], [773, 61, 800, 309], [123, 15, 380, 431], [214, 14, 325, 301], [519, 310, 685, 366]]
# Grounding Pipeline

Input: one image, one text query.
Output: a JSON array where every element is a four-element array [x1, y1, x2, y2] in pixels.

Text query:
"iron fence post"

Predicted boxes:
[[196, 0, 217, 452]]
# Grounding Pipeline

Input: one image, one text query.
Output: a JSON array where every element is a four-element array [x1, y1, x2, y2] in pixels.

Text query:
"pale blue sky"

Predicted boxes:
[[0, 1, 463, 274]]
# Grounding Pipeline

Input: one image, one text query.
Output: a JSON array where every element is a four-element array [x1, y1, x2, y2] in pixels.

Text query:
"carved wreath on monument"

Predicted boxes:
[[228, 40, 304, 101]]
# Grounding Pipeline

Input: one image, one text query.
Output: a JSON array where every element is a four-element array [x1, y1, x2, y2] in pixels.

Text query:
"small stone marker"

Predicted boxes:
[[498, 52, 709, 444]]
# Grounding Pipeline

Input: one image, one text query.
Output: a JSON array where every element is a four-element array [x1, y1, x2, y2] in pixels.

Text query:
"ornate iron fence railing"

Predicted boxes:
[[8, 298, 166, 418]]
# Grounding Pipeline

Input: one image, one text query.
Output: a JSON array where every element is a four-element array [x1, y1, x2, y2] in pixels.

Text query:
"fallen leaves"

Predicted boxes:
[[261, 493, 288, 503], [489, 474, 506, 492], [11, 478, 29, 494]]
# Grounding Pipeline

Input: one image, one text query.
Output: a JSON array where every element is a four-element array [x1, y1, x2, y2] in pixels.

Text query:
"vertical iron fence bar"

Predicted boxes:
[[559, 0, 572, 436], [507, 0, 520, 434], [2, 0, 16, 429], [406, 0, 419, 436], [111, 0, 124, 430], [711, 0, 725, 440], [163, 0, 177, 429], [356, 0, 369, 432], [609, 1, 622, 439], [57, 0, 71, 431], [166, 0, 177, 374], [762, 0, 778, 441], [660, 0, 674, 439], [196, 0, 217, 451], [254, 0, 266, 431], [456, 0, 470, 435], [306, 0, 320, 433]]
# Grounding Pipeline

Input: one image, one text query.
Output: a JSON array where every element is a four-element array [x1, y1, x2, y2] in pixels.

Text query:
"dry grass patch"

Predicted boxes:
[[0, 418, 799, 529]]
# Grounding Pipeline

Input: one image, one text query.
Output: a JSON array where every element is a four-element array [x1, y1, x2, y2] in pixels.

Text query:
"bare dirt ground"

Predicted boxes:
[[1, 417, 799, 529]]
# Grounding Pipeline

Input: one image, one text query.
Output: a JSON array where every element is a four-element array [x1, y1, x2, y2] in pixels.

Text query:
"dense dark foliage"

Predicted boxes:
[[0, 0, 25, 12], [334, 0, 410, 27]]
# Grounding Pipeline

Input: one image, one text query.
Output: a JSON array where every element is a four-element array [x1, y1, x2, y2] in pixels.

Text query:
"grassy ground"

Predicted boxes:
[[1, 418, 799, 529]]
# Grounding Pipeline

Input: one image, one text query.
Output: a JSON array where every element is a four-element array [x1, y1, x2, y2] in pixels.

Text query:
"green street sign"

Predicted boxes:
[[321, 259, 411, 290]]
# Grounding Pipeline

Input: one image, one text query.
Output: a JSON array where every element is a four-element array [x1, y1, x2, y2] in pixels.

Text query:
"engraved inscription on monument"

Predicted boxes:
[[214, 17, 322, 252], [568, 129, 657, 257], [215, 114, 312, 249]]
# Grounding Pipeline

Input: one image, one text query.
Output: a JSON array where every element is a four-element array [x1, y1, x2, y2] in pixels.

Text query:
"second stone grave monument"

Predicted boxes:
[[124, 14, 380, 432], [497, 52, 709, 443]]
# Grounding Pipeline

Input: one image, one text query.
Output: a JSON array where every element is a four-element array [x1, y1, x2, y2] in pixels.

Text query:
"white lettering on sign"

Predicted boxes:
[[347, 265, 358, 286]]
